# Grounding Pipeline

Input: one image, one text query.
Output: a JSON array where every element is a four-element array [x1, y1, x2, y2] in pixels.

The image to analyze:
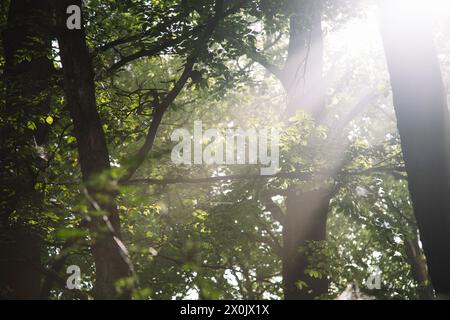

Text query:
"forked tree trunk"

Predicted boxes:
[[56, 0, 133, 299], [381, 1, 450, 296]]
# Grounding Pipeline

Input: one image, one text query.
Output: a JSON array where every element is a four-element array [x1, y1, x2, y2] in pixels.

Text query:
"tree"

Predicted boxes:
[[244, 0, 351, 299], [0, 0, 54, 299], [55, 0, 133, 299], [381, 0, 450, 296], [280, 0, 330, 300]]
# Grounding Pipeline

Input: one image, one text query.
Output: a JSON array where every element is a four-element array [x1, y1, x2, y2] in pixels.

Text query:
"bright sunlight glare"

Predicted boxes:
[[386, 0, 450, 18], [328, 0, 450, 57]]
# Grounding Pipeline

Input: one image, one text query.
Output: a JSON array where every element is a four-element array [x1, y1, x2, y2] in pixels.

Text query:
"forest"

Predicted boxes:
[[1, 0, 450, 301]]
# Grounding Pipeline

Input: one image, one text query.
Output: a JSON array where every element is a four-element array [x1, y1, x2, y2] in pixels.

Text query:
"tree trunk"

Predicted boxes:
[[283, 188, 331, 299], [0, 0, 54, 299], [404, 235, 434, 299], [279, 0, 330, 300], [381, 1, 450, 296], [55, 0, 133, 299], [282, 0, 325, 120]]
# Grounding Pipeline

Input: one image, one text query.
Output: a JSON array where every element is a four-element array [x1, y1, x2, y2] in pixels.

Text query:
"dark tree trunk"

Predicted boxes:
[[283, 188, 331, 300], [381, 2, 450, 296], [55, 0, 133, 299], [0, 0, 54, 299]]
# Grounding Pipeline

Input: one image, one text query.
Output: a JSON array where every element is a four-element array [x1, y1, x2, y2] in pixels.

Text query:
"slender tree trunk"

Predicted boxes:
[[55, 0, 133, 299], [0, 0, 54, 299], [381, 1, 450, 296]]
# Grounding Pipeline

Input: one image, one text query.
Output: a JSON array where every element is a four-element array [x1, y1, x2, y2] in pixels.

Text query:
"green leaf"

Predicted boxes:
[[56, 228, 88, 240], [45, 116, 54, 125], [27, 121, 37, 130]]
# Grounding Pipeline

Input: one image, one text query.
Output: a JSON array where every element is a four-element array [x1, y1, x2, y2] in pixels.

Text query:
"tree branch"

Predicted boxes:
[[260, 193, 286, 225], [105, 1, 247, 75], [119, 1, 231, 183], [247, 49, 284, 80], [123, 171, 313, 186]]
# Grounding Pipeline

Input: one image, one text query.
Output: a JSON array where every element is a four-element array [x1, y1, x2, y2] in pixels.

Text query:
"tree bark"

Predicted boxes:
[[55, 0, 133, 299], [0, 0, 54, 299], [381, 0, 450, 295]]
